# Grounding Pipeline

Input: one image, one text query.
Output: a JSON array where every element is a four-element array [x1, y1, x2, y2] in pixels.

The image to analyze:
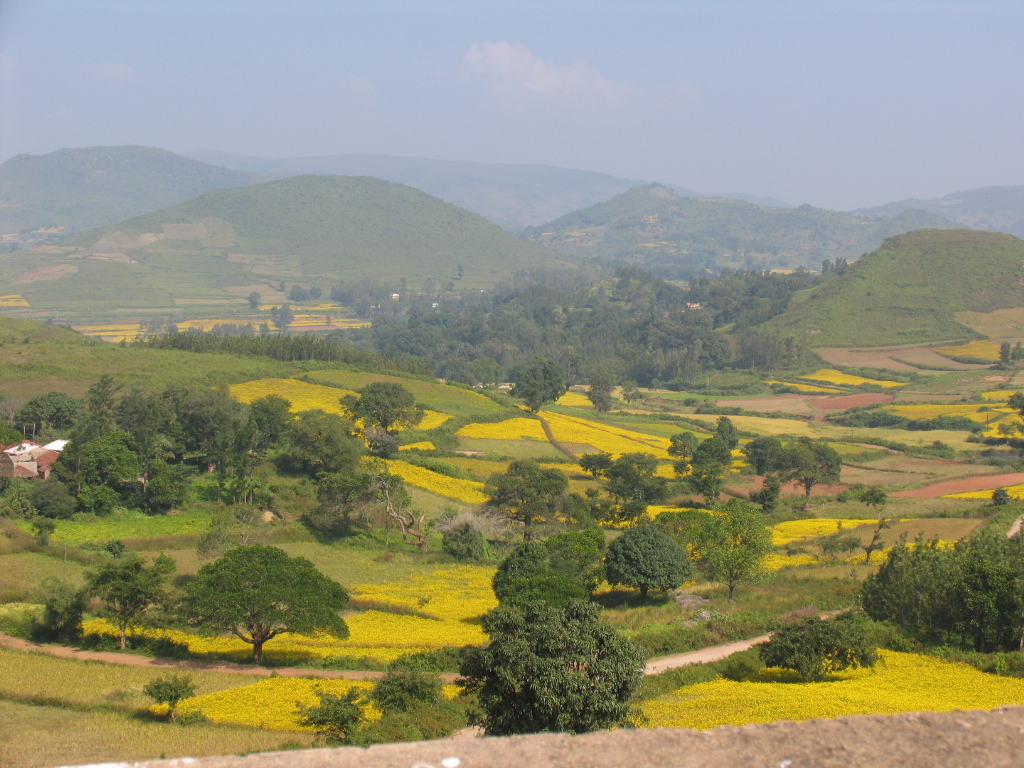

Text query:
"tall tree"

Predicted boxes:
[[715, 416, 739, 450], [510, 359, 565, 412], [182, 544, 349, 663], [604, 525, 692, 599], [777, 439, 842, 507], [458, 600, 645, 735], [87, 553, 176, 649], [342, 382, 423, 436], [586, 370, 615, 412], [485, 459, 568, 540], [601, 452, 669, 523]]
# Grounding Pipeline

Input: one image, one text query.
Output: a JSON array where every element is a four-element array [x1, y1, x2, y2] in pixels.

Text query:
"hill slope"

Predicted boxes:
[[859, 186, 1024, 239], [0, 146, 271, 249], [524, 184, 961, 276], [0, 175, 568, 313], [765, 229, 1024, 347], [186, 150, 647, 230]]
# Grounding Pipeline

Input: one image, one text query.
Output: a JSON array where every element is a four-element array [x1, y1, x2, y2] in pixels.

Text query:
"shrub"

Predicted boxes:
[[370, 667, 441, 714], [295, 687, 365, 745], [143, 674, 197, 722], [604, 525, 692, 599], [33, 577, 85, 643], [759, 614, 877, 682], [442, 521, 487, 562]]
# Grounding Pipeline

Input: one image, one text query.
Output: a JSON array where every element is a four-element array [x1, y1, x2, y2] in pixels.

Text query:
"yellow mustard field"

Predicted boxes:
[[770, 518, 875, 546], [644, 650, 1024, 729], [399, 441, 436, 451], [764, 380, 845, 394], [799, 369, 903, 388], [886, 403, 988, 420], [945, 482, 1024, 500], [541, 411, 672, 459], [352, 565, 497, 623], [555, 392, 594, 407], [983, 390, 1018, 401], [382, 460, 488, 504], [935, 340, 1002, 362], [456, 417, 549, 441], [0, 294, 30, 307]]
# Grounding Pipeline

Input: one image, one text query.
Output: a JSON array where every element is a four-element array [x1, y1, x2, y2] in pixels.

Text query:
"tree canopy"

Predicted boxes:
[[485, 459, 568, 540], [604, 525, 692, 599], [182, 544, 350, 663]]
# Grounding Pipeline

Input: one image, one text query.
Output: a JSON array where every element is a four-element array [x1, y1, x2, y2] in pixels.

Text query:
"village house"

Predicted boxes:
[[0, 439, 66, 480]]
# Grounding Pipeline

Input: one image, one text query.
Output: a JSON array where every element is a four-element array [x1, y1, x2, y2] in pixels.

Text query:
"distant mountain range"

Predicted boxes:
[[858, 186, 1024, 239], [0, 146, 271, 249], [767, 229, 1024, 347], [522, 184, 960, 276], [0, 175, 567, 313]]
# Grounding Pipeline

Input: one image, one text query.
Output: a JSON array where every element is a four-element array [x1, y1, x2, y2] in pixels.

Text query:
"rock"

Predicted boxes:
[[672, 593, 711, 610], [694, 609, 712, 622]]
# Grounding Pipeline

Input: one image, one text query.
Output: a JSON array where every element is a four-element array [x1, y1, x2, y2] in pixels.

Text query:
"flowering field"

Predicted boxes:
[[935, 340, 1002, 362], [456, 417, 549, 441], [771, 518, 875, 546], [173, 678, 381, 731], [382, 460, 488, 504], [352, 565, 497, 623], [399, 441, 435, 451], [542, 411, 672, 459], [230, 378, 448, 430], [798, 369, 903, 388], [555, 392, 594, 407], [886, 403, 989, 420], [0, 294, 30, 308], [644, 650, 1024, 729], [72, 322, 141, 341], [983, 390, 1018, 401], [764, 380, 845, 394], [945, 482, 1024, 500]]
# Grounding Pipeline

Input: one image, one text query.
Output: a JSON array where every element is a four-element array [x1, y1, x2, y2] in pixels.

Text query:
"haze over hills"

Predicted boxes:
[[186, 149, 648, 231], [858, 186, 1024, 239], [522, 184, 961, 277], [0, 175, 569, 314], [0, 146, 272, 249], [766, 229, 1024, 347]]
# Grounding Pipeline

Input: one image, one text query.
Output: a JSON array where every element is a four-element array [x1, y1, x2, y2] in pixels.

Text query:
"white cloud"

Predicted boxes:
[[463, 41, 624, 104]]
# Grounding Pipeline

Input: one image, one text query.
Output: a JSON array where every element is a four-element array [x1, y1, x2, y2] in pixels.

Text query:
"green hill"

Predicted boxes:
[[765, 229, 1024, 347], [524, 184, 961, 275], [0, 146, 271, 249], [0, 175, 568, 313], [0, 316, 84, 345], [860, 186, 1024, 239]]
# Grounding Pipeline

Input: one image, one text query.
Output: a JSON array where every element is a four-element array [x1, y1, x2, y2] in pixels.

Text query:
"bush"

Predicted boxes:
[[442, 521, 487, 562], [143, 674, 197, 722], [295, 687, 365, 745], [605, 525, 692, 599], [993, 488, 1012, 506], [759, 614, 877, 682], [370, 667, 442, 714], [33, 577, 85, 643]]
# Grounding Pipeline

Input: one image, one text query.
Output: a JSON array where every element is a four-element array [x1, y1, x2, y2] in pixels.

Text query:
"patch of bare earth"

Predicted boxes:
[[10, 264, 78, 284], [810, 393, 894, 410], [719, 395, 820, 416], [891, 471, 1024, 498]]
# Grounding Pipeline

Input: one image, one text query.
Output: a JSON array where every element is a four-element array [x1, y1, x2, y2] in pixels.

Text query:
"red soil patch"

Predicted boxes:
[[986, 376, 1011, 382], [809, 393, 894, 410], [891, 471, 1024, 498], [726, 476, 846, 497]]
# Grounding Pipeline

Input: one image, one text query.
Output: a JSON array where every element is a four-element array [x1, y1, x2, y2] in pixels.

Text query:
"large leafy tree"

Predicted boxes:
[[182, 544, 349, 663], [674, 499, 772, 600], [602, 452, 669, 523], [15, 391, 80, 436], [342, 382, 423, 436], [510, 359, 565, 412], [458, 600, 645, 735], [485, 459, 568, 540], [604, 525, 692, 599], [87, 553, 176, 649], [742, 435, 784, 475], [279, 409, 362, 477], [777, 439, 842, 506], [760, 615, 877, 682]]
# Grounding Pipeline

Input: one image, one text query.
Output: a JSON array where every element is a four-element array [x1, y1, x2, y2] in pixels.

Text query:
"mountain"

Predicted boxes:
[[0, 175, 570, 313], [523, 184, 961, 277], [765, 229, 1024, 347], [858, 186, 1024, 239], [186, 150, 646, 230], [0, 146, 272, 249]]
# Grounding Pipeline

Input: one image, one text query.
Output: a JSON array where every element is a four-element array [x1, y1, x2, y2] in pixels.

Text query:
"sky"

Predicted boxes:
[[0, 0, 1021, 210]]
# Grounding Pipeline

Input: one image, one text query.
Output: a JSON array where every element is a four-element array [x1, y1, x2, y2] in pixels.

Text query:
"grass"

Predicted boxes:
[[0, 552, 88, 602], [0, 699, 310, 767]]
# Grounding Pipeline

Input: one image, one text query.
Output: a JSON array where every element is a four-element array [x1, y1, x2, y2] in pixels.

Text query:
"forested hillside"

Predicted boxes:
[[0, 146, 269, 249], [525, 184, 960, 277], [860, 186, 1024, 238]]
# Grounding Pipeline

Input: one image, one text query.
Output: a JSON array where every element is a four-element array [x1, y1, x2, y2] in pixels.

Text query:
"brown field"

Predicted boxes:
[[956, 307, 1024, 338], [891, 471, 1024, 498], [815, 345, 985, 372], [11, 264, 79, 284], [720, 395, 822, 416], [809, 393, 894, 410]]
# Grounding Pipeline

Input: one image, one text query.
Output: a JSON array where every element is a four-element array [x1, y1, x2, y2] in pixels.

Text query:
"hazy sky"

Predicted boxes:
[[1, 0, 1021, 209]]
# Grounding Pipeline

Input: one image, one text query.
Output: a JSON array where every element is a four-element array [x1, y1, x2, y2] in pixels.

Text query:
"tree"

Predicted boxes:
[[604, 525, 692, 599], [280, 409, 362, 477], [15, 391, 80, 437], [458, 600, 645, 735], [182, 545, 349, 663], [680, 499, 772, 600], [858, 487, 891, 563], [144, 674, 197, 722], [197, 504, 269, 558], [35, 577, 85, 643], [993, 487, 1012, 506], [510, 359, 565, 412], [578, 452, 613, 479], [342, 382, 423, 436], [247, 291, 261, 309], [742, 436, 783, 475], [668, 432, 699, 463], [370, 667, 441, 714], [685, 458, 725, 506], [715, 416, 739, 450], [304, 471, 372, 537], [87, 553, 176, 649], [295, 687, 365, 745], [601, 452, 669, 523], [30, 479, 76, 519], [749, 474, 781, 514], [586, 370, 615, 412], [819, 528, 861, 561], [777, 439, 842, 507], [289, 284, 311, 302], [620, 380, 642, 404], [441, 521, 487, 562], [249, 394, 292, 448], [271, 304, 294, 331], [485, 460, 568, 540], [759, 615, 877, 682]]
